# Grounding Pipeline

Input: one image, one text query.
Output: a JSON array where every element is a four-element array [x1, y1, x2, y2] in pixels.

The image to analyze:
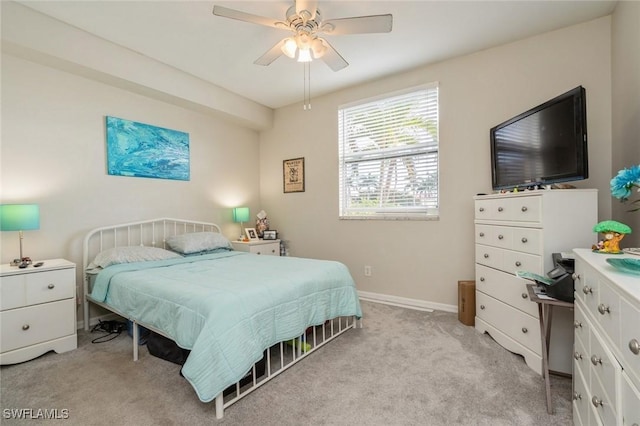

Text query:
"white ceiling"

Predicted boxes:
[[17, 1, 617, 109]]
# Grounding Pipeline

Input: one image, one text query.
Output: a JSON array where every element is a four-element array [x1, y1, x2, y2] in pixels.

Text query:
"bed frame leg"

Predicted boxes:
[[215, 393, 224, 419], [132, 322, 139, 361]]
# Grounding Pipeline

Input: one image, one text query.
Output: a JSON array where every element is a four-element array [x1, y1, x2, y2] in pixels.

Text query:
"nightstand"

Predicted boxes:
[[0, 259, 77, 364], [231, 239, 280, 256]]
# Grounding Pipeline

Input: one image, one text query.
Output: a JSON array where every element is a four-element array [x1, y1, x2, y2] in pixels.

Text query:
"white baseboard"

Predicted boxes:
[[358, 290, 457, 313]]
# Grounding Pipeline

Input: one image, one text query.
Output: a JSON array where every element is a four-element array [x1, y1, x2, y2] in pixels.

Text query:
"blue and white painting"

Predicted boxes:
[[106, 116, 190, 181]]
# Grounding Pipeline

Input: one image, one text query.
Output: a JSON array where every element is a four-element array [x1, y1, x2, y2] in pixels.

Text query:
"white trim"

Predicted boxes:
[[357, 290, 457, 313]]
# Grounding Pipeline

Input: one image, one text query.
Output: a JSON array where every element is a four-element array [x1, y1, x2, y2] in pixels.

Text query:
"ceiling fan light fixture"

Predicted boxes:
[[311, 38, 327, 59], [297, 48, 312, 62], [281, 38, 298, 58]]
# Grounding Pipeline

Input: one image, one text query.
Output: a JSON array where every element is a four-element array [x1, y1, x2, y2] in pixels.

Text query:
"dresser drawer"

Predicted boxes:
[[476, 264, 538, 317], [476, 291, 541, 355], [0, 268, 75, 310], [573, 367, 591, 426], [574, 327, 590, 382], [589, 327, 620, 409], [0, 298, 76, 353], [590, 367, 617, 426], [475, 196, 542, 223], [620, 298, 640, 390], [475, 225, 542, 256], [621, 371, 640, 426], [574, 303, 590, 349], [594, 279, 621, 351]]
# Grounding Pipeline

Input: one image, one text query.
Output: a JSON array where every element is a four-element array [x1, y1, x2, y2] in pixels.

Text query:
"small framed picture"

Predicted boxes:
[[245, 228, 259, 240], [263, 230, 277, 240], [283, 157, 305, 193]]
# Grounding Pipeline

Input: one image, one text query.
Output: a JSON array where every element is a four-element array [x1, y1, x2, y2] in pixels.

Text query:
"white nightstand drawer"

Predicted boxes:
[[1, 268, 75, 310], [0, 298, 76, 353], [231, 240, 280, 256]]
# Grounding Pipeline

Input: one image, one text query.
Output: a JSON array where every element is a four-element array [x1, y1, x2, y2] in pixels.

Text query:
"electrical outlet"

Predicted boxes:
[[364, 265, 372, 276]]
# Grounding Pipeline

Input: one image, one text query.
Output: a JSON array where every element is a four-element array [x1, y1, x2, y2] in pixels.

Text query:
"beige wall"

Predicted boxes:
[[611, 1, 640, 247], [260, 17, 613, 309], [0, 54, 262, 311]]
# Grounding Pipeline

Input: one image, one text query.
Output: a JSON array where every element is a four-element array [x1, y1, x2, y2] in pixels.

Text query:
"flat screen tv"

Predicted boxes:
[[490, 86, 588, 190]]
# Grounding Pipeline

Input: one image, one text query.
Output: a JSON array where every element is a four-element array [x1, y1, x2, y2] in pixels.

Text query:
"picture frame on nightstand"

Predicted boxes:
[[245, 228, 259, 240], [263, 230, 277, 240]]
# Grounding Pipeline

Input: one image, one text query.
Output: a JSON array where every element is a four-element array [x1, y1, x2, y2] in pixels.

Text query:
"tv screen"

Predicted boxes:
[[490, 86, 588, 190]]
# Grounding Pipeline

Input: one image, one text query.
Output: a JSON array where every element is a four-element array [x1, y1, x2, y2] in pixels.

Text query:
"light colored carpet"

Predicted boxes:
[[0, 301, 571, 425]]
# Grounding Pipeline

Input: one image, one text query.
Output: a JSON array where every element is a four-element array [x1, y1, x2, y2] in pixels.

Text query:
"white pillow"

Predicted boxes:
[[89, 246, 182, 269], [165, 232, 231, 254]]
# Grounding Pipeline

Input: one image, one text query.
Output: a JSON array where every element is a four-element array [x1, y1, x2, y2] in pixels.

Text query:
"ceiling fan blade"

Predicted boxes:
[[319, 39, 348, 72], [322, 14, 393, 35], [254, 39, 286, 66], [212, 5, 284, 29], [295, 0, 318, 21]]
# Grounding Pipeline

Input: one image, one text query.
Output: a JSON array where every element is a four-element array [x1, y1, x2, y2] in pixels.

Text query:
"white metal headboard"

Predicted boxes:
[[82, 217, 222, 271]]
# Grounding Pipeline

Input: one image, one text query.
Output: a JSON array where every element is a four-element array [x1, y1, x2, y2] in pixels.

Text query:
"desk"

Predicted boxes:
[[526, 283, 574, 414]]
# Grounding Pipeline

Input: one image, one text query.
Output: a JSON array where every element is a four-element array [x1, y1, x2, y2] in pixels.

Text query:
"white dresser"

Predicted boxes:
[[474, 189, 597, 374], [0, 259, 77, 364], [231, 239, 280, 256], [572, 248, 640, 426]]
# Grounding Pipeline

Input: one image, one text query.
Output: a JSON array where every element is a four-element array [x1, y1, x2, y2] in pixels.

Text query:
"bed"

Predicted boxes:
[[82, 218, 362, 419]]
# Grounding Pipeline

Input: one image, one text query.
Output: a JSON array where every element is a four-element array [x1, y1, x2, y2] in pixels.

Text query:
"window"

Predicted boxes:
[[338, 83, 439, 220]]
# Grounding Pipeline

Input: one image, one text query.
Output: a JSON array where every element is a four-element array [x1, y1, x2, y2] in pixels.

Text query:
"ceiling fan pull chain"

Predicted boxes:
[[303, 62, 311, 110]]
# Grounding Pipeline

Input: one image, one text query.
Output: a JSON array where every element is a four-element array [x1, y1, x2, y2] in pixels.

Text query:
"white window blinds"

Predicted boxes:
[[338, 84, 439, 220]]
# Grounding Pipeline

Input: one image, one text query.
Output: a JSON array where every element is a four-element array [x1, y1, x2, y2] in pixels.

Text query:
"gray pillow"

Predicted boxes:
[[165, 232, 231, 254]]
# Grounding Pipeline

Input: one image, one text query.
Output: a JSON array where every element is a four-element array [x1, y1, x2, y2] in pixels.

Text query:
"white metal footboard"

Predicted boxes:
[[212, 315, 361, 419]]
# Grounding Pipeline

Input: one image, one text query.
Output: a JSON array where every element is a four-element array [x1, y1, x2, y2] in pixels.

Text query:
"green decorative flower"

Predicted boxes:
[[610, 165, 640, 212]]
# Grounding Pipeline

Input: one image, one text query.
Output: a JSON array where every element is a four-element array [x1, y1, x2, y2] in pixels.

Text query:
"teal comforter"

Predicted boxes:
[[91, 251, 362, 402]]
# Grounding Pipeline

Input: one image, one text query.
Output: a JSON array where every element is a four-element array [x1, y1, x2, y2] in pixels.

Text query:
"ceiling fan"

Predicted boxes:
[[212, 0, 393, 71]]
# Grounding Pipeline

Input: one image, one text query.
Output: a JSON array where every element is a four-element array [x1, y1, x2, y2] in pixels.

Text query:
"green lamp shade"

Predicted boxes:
[[0, 204, 40, 231], [232, 207, 250, 223]]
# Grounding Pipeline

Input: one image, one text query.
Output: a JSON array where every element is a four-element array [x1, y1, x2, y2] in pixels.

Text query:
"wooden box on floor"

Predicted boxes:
[[458, 280, 476, 326]]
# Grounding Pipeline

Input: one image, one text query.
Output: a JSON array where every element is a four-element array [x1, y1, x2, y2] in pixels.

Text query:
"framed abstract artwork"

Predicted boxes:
[[106, 116, 190, 181], [283, 157, 305, 193]]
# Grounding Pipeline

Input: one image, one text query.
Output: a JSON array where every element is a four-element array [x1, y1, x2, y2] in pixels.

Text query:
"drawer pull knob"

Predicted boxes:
[[480, 305, 485, 310], [484, 254, 489, 259], [582, 286, 592, 295], [573, 320, 582, 329], [521, 237, 528, 243], [498, 234, 504, 240], [521, 327, 528, 334], [521, 206, 528, 212], [590, 355, 602, 366], [497, 207, 504, 212], [597, 304, 610, 315], [479, 207, 485, 212], [629, 339, 640, 355], [572, 273, 581, 281], [515, 261, 522, 267], [574, 352, 583, 360], [479, 232, 485, 237], [573, 392, 581, 401], [521, 293, 528, 299], [48, 283, 55, 289], [591, 396, 603, 408], [480, 277, 485, 282], [22, 324, 30, 331]]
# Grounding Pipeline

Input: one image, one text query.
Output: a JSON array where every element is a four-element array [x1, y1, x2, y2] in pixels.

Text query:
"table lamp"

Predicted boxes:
[[232, 207, 249, 240], [0, 204, 40, 266]]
